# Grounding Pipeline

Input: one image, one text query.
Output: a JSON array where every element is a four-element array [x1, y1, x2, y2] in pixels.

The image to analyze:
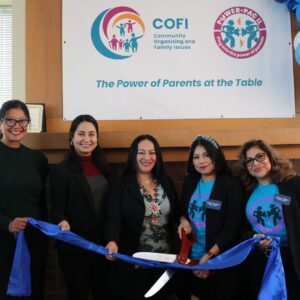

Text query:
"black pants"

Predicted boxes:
[[0, 226, 47, 300], [58, 249, 110, 300], [108, 267, 178, 300], [237, 247, 299, 300], [176, 267, 240, 300]]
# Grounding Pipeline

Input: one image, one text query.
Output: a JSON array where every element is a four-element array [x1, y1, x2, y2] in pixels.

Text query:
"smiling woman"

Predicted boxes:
[[50, 114, 110, 300], [237, 139, 300, 300], [177, 134, 244, 300], [0, 106, 29, 148], [0, 100, 49, 300], [105, 134, 181, 299]]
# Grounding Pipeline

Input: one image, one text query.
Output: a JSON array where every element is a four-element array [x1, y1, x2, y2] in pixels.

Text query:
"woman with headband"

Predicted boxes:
[[237, 139, 300, 300], [177, 135, 244, 300]]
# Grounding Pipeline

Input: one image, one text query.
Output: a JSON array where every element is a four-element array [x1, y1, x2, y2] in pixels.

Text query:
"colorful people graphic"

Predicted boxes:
[[129, 33, 143, 52], [118, 39, 124, 50], [220, 18, 260, 50], [242, 20, 259, 49], [221, 20, 240, 48], [108, 19, 143, 54], [109, 35, 119, 50], [116, 23, 127, 36], [125, 19, 136, 33], [123, 39, 130, 52]]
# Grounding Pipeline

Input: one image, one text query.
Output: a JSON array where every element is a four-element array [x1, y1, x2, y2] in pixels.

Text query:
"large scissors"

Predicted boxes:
[[133, 229, 196, 297]]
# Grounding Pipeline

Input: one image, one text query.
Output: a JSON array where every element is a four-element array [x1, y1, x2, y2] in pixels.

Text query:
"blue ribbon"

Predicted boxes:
[[7, 218, 286, 299], [7, 231, 31, 297]]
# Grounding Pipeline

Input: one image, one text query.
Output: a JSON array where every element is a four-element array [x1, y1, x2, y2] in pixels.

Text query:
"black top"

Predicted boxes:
[[0, 142, 49, 231], [181, 173, 245, 252]]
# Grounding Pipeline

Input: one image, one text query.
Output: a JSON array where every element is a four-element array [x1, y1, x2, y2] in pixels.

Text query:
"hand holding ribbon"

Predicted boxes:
[[7, 218, 287, 300]]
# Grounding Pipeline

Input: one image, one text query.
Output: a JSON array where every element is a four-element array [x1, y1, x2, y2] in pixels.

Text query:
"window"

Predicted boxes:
[[0, 4, 12, 106]]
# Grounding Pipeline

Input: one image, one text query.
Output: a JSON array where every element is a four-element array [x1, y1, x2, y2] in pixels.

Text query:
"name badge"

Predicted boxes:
[[274, 194, 291, 206], [205, 199, 222, 210]]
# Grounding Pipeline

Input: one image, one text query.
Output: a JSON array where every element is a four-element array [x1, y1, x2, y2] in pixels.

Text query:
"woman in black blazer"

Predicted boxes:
[[51, 115, 110, 300], [177, 135, 244, 300], [105, 134, 180, 300]]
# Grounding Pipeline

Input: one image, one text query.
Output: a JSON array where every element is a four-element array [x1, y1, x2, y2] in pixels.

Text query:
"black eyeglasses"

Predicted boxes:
[[3, 118, 30, 127], [245, 152, 266, 168]]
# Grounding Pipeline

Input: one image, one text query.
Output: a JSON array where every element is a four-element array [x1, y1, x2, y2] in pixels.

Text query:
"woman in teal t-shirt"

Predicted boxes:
[[238, 139, 300, 300], [177, 135, 244, 300]]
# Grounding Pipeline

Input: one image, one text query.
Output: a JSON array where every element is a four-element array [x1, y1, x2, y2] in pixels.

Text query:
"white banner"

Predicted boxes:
[[63, 0, 295, 120]]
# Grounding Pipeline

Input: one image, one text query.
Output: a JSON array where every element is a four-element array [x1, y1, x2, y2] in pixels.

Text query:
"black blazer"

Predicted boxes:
[[105, 175, 179, 254], [50, 159, 109, 252], [104, 175, 179, 292], [181, 173, 245, 252], [242, 176, 300, 281]]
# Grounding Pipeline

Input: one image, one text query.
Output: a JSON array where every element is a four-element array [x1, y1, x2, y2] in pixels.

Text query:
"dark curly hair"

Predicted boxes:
[[238, 139, 296, 190]]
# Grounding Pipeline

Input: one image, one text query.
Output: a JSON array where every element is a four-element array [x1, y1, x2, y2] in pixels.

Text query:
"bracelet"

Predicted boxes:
[[206, 250, 215, 258], [8, 221, 13, 233]]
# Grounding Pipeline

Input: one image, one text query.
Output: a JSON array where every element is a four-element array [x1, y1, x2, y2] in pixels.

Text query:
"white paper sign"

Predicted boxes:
[[63, 0, 295, 120]]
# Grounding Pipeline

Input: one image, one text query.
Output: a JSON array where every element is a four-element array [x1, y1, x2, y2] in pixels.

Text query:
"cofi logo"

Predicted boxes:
[[153, 18, 188, 29], [91, 6, 145, 60]]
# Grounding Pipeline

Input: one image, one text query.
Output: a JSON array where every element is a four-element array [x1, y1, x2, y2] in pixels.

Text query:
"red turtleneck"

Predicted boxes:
[[79, 155, 101, 177]]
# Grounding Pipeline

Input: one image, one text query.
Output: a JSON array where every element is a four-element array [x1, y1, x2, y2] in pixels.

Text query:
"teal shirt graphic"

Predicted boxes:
[[246, 183, 288, 246], [188, 179, 214, 260]]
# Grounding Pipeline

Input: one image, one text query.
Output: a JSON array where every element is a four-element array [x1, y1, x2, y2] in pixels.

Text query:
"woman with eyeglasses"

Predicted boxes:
[[238, 139, 300, 300], [0, 100, 49, 300], [177, 135, 244, 300], [105, 135, 180, 300]]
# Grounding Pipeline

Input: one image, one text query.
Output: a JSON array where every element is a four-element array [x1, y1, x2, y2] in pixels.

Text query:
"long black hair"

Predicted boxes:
[[187, 135, 231, 176], [0, 100, 31, 139], [122, 134, 169, 184], [64, 114, 109, 175]]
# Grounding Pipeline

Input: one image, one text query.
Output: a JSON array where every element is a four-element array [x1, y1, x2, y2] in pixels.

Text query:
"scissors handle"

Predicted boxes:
[[176, 229, 196, 264]]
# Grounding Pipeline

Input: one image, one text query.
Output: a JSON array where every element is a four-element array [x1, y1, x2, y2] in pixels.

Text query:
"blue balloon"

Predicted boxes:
[[296, 43, 300, 64], [287, 0, 298, 13], [297, 4, 300, 20]]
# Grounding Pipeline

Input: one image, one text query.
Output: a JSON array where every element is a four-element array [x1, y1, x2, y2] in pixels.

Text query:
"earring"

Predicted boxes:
[[70, 141, 73, 146]]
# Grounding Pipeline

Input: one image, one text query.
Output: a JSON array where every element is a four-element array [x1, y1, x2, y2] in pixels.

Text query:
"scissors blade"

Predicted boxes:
[[145, 268, 175, 298], [133, 252, 177, 263]]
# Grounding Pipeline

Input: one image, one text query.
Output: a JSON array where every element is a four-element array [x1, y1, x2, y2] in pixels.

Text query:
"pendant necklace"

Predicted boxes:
[[139, 178, 161, 223]]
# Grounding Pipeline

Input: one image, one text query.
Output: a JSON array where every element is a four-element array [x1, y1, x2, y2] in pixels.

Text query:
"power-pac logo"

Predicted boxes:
[[91, 6, 145, 60], [247, 196, 284, 235], [214, 7, 266, 59]]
